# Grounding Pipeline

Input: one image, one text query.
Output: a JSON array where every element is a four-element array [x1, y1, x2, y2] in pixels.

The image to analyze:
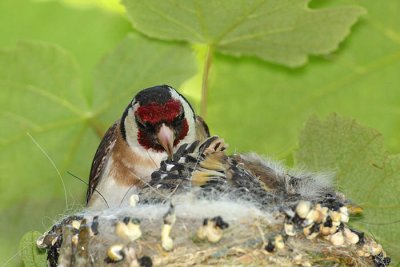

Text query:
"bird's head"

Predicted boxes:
[[121, 85, 197, 159]]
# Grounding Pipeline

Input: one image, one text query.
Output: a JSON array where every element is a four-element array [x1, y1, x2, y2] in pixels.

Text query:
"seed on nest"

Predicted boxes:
[[116, 217, 142, 242], [296, 201, 311, 219], [304, 209, 318, 226], [274, 234, 285, 250], [197, 216, 229, 243], [36, 233, 47, 249], [303, 225, 312, 237], [314, 204, 328, 224], [320, 225, 331, 236], [330, 211, 341, 223], [365, 242, 383, 256], [264, 234, 285, 252], [348, 228, 365, 245], [343, 227, 359, 244], [161, 224, 174, 251], [161, 204, 176, 251], [106, 244, 125, 262], [329, 231, 344, 246], [357, 249, 370, 257], [303, 223, 320, 240], [339, 206, 349, 223], [129, 194, 139, 207], [71, 220, 81, 230], [71, 233, 79, 246], [284, 223, 296, 236], [320, 216, 337, 236]]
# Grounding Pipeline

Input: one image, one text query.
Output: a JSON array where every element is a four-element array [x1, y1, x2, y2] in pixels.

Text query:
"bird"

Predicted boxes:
[[86, 85, 210, 209], [141, 135, 341, 210]]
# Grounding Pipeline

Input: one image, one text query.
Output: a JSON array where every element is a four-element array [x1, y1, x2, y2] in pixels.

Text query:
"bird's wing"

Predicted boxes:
[[86, 121, 119, 205], [231, 154, 280, 190], [195, 115, 210, 142]]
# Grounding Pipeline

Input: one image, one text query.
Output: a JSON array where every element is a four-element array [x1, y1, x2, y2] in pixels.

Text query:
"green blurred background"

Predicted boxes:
[[1, 0, 399, 265]]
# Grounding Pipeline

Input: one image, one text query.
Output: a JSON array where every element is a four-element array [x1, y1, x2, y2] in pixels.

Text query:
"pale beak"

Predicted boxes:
[[157, 124, 175, 159]]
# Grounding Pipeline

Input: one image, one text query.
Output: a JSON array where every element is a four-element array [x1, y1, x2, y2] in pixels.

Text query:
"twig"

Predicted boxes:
[[201, 45, 214, 118]]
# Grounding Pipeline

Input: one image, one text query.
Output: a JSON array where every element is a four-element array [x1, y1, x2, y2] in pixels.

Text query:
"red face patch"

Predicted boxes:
[[134, 98, 189, 152], [135, 99, 182, 124]]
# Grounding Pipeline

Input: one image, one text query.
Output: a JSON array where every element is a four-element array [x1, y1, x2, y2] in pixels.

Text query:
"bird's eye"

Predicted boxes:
[[135, 118, 147, 129], [172, 112, 185, 127], [176, 112, 185, 121]]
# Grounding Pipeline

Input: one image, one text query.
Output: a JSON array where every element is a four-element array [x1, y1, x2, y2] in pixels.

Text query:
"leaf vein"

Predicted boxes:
[[142, 1, 204, 41]]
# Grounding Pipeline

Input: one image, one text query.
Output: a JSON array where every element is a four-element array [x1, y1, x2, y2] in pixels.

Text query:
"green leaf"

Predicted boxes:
[[0, 41, 88, 208], [296, 114, 400, 262], [205, 0, 400, 158], [122, 0, 365, 67], [0, 0, 131, 101], [19, 231, 46, 266]]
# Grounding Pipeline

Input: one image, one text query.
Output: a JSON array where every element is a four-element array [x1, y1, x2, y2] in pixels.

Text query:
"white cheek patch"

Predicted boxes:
[[169, 88, 197, 146], [124, 105, 145, 152]]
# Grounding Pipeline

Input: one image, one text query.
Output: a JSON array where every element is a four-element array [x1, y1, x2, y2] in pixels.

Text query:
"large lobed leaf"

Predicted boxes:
[[122, 0, 365, 67], [205, 0, 400, 159], [296, 114, 400, 262]]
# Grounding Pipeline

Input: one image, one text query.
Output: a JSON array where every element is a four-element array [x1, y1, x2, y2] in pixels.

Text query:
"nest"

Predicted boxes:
[[37, 137, 391, 266]]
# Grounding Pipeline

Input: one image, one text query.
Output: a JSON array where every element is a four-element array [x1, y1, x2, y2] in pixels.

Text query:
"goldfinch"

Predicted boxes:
[[86, 85, 209, 209]]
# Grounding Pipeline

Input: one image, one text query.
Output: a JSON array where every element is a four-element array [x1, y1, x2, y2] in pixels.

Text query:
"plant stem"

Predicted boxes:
[[201, 45, 214, 118]]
